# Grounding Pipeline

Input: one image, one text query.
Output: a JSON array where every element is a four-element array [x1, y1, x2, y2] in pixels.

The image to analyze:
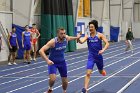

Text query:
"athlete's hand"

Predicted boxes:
[[17, 46, 19, 49], [77, 34, 81, 39], [47, 60, 54, 65], [125, 40, 128, 45], [10, 46, 12, 49], [22, 44, 24, 48], [98, 49, 105, 55]]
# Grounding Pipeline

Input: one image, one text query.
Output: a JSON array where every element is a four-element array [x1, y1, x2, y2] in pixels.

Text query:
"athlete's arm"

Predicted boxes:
[[8, 33, 12, 49], [16, 38, 19, 49], [30, 32, 32, 42], [39, 39, 55, 65], [22, 32, 24, 48], [36, 29, 40, 39], [0, 34, 2, 46], [66, 34, 81, 41], [77, 35, 88, 44], [98, 33, 109, 54]]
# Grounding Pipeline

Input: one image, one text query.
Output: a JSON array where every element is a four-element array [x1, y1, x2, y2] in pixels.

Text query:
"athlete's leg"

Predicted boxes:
[[26, 50, 31, 63], [12, 52, 17, 65], [96, 59, 106, 76], [61, 77, 68, 93], [8, 51, 12, 65], [47, 64, 57, 92], [128, 40, 133, 53], [48, 74, 56, 90], [85, 69, 92, 89], [23, 50, 27, 62], [33, 44, 37, 61], [12, 47, 17, 65], [25, 44, 31, 64], [57, 62, 68, 93], [82, 60, 94, 93]]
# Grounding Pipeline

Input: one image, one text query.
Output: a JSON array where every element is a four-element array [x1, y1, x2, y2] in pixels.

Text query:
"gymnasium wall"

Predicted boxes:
[[132, 22, 140, 39], [0, 12, 12, 62], [13, 0, 32, 26]]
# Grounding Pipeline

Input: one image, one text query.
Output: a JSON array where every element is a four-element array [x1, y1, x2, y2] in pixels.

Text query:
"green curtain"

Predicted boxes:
[[40, 0, 76, 52]]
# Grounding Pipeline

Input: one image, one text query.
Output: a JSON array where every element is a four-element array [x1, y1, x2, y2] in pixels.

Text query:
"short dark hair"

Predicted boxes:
[[32, 23, 36, 26], [128, 27, 131, 31], [25, 25, 29, 28], [57, 27, 65, 33], [89, 20, 98, 30], [12, 26, 15, 29]]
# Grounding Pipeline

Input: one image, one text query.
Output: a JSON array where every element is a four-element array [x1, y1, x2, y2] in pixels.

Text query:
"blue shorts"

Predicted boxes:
[[48, 61, 67, 77], [87, 55, 104, 70], [24, 44, 31, 50]]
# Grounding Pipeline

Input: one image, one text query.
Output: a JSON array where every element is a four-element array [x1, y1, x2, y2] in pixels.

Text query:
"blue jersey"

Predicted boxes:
[[10, 32, 17, 46], [24, 31, 31, 45], [49, 37, 67, 63], [87, 33, 102, 59]]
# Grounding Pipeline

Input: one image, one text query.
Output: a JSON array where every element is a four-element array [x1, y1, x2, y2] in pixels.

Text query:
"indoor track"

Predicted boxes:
[[0, 40, 140, 93]]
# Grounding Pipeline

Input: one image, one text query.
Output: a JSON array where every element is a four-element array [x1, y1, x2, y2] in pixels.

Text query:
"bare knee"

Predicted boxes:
[[86, 72, 92, 77], [49, 77, 56, 82], [62, 78, 68, 84]]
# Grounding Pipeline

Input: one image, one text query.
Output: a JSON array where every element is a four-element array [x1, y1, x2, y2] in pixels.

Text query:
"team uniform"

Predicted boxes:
[[87, 33, 104, 70], [48, 37, 67, 77], [30, 28, 38, 45], [23, 31, 31, 50], [9, 32, 17, 52]]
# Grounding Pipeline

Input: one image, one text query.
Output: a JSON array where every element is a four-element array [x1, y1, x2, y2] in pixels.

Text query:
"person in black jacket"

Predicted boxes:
[[125, 27, 134, 53]]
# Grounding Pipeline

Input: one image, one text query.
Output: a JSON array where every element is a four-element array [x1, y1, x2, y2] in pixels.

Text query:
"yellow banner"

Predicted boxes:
[[78, 0, 83, 17], [83, 0, 90, 17]]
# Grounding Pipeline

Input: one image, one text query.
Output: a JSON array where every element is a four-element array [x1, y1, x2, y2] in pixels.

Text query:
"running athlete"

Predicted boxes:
[[78, 20, 109, 93], [30, 24, 40, 61], [125, 27, 134, 53], [39, 28, 81, 93], [8, 27, 19, 65], [0, 33, 2, 52], [22, 25, 32, 64]]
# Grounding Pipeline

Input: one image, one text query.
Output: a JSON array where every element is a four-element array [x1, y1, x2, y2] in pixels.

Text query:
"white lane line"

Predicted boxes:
[[1, 44, 133, 78], [87, 59, 140, 91], [1, 76, 136, 78], [52, 51, 140, 91], [0, 60, 86, 86], [5, 44, 140, 93], [117, 72, 140, 93], [65, 42, 126, 57], [6, 50, 140, 93], [0, 42, 128, 73]]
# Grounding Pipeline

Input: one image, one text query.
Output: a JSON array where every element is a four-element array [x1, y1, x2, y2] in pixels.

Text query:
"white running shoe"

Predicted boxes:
[[33, 58, 36, 61], [13, 62, 17, 65], [30, 57, 33, 61], [8, 62, 12, 66]]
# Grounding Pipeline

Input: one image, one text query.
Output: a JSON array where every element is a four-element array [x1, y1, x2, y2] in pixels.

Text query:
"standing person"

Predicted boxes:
[[0, 33, 2, 52], [22, 25, 32, 64], [78, 20, 109, 93], [39, 27, 80, 93], [125, 27, 134, 53], [8, 27, 19, 65], [30, 24, 40, 61]]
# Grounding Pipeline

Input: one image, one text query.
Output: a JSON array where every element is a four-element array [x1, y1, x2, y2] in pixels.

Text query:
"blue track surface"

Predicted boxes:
[[0, 40, 140, 93]]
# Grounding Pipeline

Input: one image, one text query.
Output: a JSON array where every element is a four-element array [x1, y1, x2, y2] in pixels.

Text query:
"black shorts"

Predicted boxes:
[[9, 46, 17, 52]]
